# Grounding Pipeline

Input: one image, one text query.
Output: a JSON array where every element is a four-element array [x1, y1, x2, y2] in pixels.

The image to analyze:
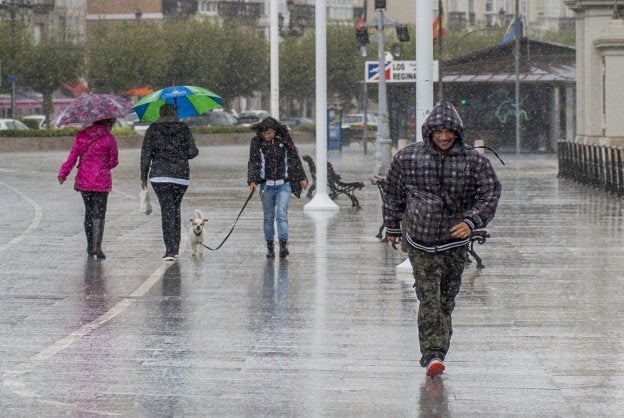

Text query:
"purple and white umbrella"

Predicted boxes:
[[55, 94, 133, 127]]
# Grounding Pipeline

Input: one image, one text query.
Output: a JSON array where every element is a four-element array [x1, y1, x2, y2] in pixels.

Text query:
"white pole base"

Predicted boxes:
[[304, 193, 339, 212]]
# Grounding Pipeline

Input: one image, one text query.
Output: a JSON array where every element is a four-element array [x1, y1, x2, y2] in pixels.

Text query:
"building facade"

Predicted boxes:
[[565, 0, 624, 145], [356, 0, 573, 33]]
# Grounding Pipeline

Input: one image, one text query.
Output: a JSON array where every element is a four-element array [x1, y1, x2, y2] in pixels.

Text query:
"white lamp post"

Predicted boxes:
[[304, 0, 339, 212], [270, 0, 280, 119]]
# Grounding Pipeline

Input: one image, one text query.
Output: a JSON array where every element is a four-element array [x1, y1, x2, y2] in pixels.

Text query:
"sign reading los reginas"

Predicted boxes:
[[365, 60, 439, 83]]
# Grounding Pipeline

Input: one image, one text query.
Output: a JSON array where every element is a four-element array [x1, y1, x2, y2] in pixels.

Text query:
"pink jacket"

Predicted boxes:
[[58, 124, 119, 192]]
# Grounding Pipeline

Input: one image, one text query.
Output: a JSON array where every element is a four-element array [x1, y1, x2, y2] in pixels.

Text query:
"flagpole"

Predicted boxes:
[[437, 0, 444, 100], [514, 0, 521, 154], [270, 0, 279, 119]]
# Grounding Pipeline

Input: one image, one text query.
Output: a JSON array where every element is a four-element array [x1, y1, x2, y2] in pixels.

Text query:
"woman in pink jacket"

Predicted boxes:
[[58, 118, 118, 259]]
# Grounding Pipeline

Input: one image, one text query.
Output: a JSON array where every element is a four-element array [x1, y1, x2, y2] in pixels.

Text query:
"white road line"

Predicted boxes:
[[0, 183, 185, 415], [0, 181, 43, 253]]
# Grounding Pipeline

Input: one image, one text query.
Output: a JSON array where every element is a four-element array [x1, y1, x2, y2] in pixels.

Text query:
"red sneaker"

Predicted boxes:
[[425, 358, 445, 378]]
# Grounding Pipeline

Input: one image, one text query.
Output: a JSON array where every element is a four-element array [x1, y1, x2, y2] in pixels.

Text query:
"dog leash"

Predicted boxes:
[[200, 188, 255, 251]]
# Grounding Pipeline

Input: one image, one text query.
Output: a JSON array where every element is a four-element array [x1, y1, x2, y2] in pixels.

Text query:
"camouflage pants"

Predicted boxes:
[[407, 245, 467, 367]]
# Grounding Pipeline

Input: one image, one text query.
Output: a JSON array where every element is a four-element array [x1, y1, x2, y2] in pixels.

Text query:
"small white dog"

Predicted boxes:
[[189, 209, 208, 256]]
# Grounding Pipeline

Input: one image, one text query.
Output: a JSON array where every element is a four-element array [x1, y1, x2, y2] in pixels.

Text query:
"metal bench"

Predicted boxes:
[[302, 155, 365, 208], [370, 176, 490, 268]]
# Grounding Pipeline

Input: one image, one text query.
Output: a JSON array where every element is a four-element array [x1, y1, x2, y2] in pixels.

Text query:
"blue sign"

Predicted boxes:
[[327, 110, 343, 151], [7, 75, 18, 83]]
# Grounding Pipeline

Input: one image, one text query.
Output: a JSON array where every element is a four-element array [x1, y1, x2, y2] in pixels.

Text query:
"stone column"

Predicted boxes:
[[565, 1, 624, 146], [565, 85, 575, 141], [551, 85, 561, 152]]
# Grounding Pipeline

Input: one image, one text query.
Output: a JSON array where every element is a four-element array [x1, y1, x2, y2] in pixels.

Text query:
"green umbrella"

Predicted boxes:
[[132, 85, 222, 122]]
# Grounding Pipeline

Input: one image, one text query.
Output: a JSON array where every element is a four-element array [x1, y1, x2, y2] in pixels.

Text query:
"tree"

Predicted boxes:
[[202, 19, 269, 109], [0, 21, 34, 96], [327, 25, 365, 106], [85, 21, 166, 93], [280, 33, 315, 116], [20, 38, 83, 123]]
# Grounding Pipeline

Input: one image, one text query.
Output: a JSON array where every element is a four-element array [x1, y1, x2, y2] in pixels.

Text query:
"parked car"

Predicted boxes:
[[122, 112, 140, 127], [341, 113, 378, 129], [0, 119, 29, 130], [281, 116, 314, 128], [182, 111, 238, 127], [20, 115, 48, 129], [236, 110, 270, 127]]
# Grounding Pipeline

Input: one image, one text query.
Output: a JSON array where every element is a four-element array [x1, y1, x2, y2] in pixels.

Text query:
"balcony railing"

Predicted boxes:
[[218, 1, 262, 20]]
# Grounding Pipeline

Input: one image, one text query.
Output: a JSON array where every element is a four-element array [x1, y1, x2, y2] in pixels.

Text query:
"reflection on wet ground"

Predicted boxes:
[[0, 148, 623, 416]]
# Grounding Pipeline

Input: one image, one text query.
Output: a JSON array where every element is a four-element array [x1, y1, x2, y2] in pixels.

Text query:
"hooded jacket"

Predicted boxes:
[[58, 124, 118, 192], [140, 119, 199, 181], [247, 130, 308, 198], [383, 102, 502, 252]]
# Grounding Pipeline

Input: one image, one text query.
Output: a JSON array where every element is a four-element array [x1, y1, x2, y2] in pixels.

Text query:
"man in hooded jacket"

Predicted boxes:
[[383, 101, 502, 377]]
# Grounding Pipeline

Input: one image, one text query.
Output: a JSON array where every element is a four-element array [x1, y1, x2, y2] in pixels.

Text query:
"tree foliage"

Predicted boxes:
[[0, 21, 33, 93], [85, 21, 166, 93], [327, 25, 365, 106], [279, 33, 315, 114], [85, 19, 268, 109], [21, 38, 83, 122]]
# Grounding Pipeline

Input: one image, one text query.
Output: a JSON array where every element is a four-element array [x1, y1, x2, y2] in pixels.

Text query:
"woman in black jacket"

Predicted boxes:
[[247, 117, 308, 258], [140, 104, 199, 261]]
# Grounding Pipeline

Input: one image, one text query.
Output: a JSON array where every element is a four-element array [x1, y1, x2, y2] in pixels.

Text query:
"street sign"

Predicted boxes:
[[365, 60, 439, 83]]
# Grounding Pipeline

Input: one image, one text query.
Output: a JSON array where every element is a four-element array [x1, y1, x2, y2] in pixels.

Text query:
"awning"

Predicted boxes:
[[122, 87, 153, 97]]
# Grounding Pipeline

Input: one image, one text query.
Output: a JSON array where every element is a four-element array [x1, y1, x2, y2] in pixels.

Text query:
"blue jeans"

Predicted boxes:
[[260, 182, 291, 242]]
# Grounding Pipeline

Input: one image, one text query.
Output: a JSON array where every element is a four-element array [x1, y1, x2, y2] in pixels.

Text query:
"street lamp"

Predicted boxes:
[[356, 0, 369, 154], [374, 0, 393, 175]]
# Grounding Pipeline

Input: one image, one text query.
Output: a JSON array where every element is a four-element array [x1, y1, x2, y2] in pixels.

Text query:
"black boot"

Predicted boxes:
[[266, 241, 275, 258], [279, 240, 289, 258], [92, 219, 106, 259], [85, 220, 94, 256]]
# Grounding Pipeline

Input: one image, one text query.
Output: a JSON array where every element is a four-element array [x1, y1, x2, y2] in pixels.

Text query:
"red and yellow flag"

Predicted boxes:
[[433, 15, 447, 41]]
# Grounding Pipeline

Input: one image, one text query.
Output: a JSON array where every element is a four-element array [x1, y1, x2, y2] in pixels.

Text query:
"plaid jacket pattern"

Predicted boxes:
[[383, 102, 501, 253]]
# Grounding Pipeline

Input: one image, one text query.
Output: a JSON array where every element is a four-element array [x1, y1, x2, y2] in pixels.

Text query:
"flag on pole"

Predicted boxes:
[[433, 15, 446, 41], [356, 14, 366, 31], [355, 14, 369, 45], [501, 17, 524, 44]]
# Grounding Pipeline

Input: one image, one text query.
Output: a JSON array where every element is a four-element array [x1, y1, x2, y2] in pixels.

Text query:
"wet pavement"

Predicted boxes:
[[1, 141, 623, 417]]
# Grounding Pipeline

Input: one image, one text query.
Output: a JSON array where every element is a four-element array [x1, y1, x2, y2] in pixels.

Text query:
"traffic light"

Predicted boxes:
[[459, 98, 470, 106], [395, 25, 410, 42]]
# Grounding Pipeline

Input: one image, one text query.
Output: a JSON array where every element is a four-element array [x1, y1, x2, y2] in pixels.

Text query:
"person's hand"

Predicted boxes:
[[387, 235, 401, 250], [450, 221, 472, 239], [58, 176, 65, 185], [141, 180, 148, 190], [300, 179, 308, 190], [249, 182, 257, 191]]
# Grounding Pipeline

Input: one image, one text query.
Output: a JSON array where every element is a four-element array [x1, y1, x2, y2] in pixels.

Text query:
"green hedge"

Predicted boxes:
[[0, 125, 315, 138]]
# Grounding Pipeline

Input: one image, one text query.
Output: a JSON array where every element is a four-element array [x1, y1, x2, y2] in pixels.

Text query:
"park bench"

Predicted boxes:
[[370, 176, 490, 269], [302, 155, 365, 208]]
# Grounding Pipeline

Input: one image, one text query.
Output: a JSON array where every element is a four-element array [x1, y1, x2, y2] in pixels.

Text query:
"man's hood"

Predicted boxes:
[[421, 101, 465, 144]]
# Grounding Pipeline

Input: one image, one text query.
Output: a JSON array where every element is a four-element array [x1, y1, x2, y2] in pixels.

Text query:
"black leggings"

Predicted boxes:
[[151, 182, 188, 255], [80, 191, 108, 225]]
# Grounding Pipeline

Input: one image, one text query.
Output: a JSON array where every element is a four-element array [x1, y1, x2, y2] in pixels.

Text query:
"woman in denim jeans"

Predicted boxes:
[[247, 117, 308, 258]]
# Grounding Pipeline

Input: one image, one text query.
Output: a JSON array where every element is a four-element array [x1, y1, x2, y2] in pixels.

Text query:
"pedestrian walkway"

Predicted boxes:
[[0, 142, 623, 416]]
